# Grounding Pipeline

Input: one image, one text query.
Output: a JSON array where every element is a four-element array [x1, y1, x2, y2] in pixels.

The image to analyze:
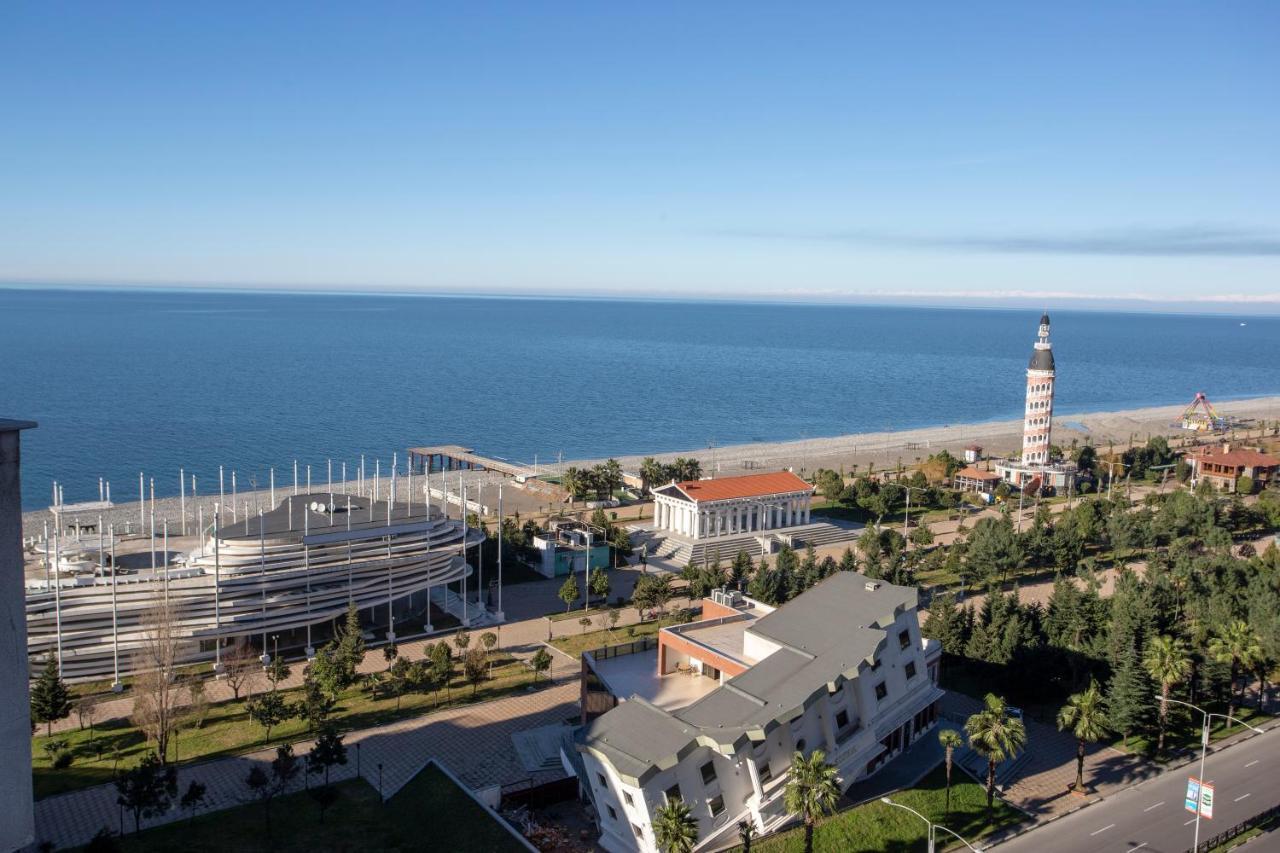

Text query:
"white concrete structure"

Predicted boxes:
[[25, 494, 481, 682], [577, 574, 943, 853], [1, 418, 37, 852], [651, 471, 814, 541]]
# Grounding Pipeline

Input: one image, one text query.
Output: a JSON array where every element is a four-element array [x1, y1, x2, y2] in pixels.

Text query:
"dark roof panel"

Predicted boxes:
[[1029, 348, 1055, 371]]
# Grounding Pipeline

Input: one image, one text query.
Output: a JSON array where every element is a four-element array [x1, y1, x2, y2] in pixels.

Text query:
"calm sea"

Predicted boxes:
[[2, 288, 1277, 508]]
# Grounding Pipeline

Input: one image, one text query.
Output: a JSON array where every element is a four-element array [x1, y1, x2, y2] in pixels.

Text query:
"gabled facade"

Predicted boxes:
[[577, 573, 942, 852], [651, 471, 814, 540]]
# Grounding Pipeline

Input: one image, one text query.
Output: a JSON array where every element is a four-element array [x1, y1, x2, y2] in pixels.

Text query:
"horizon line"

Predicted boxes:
[[2, 279, 1278, 318]]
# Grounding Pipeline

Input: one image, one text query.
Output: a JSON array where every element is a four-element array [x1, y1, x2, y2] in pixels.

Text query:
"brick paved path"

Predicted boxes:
[[48, 562, 664, 734], [34, 677, 580, 849]]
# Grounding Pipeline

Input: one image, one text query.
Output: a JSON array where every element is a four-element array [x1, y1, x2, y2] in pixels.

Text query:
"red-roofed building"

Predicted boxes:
[[1186, 443, 1280, 493], [953, 465, 1001, 495], [652, 470, 814, 539]]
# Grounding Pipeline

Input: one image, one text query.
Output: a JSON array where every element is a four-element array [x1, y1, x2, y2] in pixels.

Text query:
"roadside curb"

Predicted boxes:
[[984, 723, 1272, 848]]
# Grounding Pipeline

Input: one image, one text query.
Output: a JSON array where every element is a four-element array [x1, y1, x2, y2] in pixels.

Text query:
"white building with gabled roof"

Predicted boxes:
[[575, 572, 943, 852], [651, 471, 814, 540]]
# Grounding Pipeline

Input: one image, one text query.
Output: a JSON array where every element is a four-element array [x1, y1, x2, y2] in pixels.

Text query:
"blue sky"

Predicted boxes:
[[3, 3, 1278, 309]]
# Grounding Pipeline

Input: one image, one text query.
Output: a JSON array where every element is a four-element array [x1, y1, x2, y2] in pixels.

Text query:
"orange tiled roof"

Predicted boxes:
[[1188, 447, 1280, 468], [954, 466, 1001, 481], [673, 471, 813, 502]]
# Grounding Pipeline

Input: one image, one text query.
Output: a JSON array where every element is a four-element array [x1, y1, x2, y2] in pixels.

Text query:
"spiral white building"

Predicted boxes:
[[25, 494, 481, 683]]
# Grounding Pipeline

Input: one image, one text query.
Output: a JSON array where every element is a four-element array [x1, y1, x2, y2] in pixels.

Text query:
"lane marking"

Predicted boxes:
[[1184, 818, 1197, 826], [1127, 844, 1149, 853], [1235, 793, 1252, 802], [1143, 802, 1165, 812], [1245, 760, 1260, 768], [1090, 824, 1116, 836]]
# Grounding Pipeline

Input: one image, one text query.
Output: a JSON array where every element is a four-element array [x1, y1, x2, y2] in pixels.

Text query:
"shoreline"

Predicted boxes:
[[551, 394, 1280, 477], [22, 394, 1280, 533]]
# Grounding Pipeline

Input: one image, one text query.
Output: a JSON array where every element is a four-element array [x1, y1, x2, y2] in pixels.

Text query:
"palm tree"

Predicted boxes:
[[938, 728, 964, 816], [562, 467, 584, 502], [1144, 634, 1191, 754], [1057, 679, 1110, 792], [652, 798, 698, 853], [1208, 620, 1262, 720], [964, 693, 1027, 811], [737, 819, 757, 852], [783, 749, 840, 853]]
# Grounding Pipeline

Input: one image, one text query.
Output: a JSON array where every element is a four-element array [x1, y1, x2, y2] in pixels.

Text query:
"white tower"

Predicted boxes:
[[1022, 313, 1055, 467]]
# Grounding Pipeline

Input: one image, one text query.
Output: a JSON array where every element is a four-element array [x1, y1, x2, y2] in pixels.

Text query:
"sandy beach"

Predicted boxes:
[[560, 394, 1280, 478], [22, 395, 1280, 536]]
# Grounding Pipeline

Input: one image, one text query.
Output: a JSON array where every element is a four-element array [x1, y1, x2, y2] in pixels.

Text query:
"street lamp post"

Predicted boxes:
[[1155, 696, 1266, 852], [880, 797, 984, 853]]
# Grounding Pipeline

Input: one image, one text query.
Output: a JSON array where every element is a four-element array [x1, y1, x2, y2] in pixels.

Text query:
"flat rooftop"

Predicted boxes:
[[592, 649, 720, 711], [667, 614, 757, 666]]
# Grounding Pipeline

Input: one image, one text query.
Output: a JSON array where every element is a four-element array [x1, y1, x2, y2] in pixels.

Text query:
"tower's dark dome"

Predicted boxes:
[[1029, 348, 1055, 371], [1040, 312, 1051, 326]]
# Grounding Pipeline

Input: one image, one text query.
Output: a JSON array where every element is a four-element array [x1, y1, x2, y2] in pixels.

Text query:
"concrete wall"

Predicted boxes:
[[0, 421, 36, 851]]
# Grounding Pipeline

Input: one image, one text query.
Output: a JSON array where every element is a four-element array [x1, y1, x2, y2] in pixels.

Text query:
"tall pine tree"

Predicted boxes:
[[31, 655, 72, 737], [1106, 644, 1153, 747]]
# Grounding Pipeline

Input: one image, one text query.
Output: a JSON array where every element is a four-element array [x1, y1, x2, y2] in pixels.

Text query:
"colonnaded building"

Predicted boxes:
[[25, 494, 481, 683], [644, 470, 858, 565], [572, 573, 942, 853]]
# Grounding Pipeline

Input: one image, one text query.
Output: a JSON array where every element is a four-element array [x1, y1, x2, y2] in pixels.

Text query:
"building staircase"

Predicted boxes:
[[628, 522, 862, 568]]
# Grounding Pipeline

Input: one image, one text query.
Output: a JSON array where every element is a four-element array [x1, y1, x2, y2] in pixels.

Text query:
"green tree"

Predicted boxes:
[[966, 514, 1024, 588], [245, 690, 292, 743], [939, 729, 964, 816], [558, 574, 580, 612], [335, 603, 366, 681], [265, 654, 291, 692], [530, 647, 552, 683], [784, 750, 840, 853], [382, 642, 399, 671], [114, 752, 177, 835], [653, 798, 699, 853], [298, 676, 336, 733], [245, 745, 299, 839], [429, 642, 454, 699], [1107, 645, 1153, 748], [965, 693, 1027, 810], [590, 566, 611, 600], [737, 819, 757, 852], [463, 647, 488, 695], [179, 779, 207, 825], [1208, 619, 1262, 720], [910, 522, 934, 548], [1057, 680, 1110, 791], [306, 725, 348, 790], [30, 655, 72, 737], [388, 657, 413, 709]]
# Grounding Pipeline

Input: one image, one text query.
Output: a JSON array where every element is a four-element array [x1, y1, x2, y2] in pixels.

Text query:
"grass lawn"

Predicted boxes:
[[34, 654, 544, 800], [97, 763, 527, 852], [750, 765, 1025, 853], [1114, 704, 1274, 758], [550, 619, 667, 658], [548, 603, 619, 623]]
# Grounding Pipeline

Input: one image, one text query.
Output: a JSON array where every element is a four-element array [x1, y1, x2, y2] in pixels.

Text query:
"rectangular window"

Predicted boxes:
[[632, 824, 644, 839], [709, 795, 725, 817], [899, 629, 911, 649], [665, 783, 682, 803], [875, 682, 888, 701], [905, 661, 917, 680], [606, 805, 617, 821], [758, 760, 772, 783], [835, 710, 850, 730], [597, 772, 608, 790], [700, 760, 718, 786], [623, 791, 634, 806]]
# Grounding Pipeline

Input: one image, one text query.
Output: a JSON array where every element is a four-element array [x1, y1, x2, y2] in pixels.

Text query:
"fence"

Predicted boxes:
[[1191, 802, 1280, 852]]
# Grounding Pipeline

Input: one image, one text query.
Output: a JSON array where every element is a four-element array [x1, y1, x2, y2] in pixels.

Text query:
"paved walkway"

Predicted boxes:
[[34, 676, 580, 849], [50, 562, 664, 734]]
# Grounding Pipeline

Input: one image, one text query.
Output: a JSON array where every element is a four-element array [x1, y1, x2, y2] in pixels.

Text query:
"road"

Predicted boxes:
[[994, 730, 1280, 853]]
